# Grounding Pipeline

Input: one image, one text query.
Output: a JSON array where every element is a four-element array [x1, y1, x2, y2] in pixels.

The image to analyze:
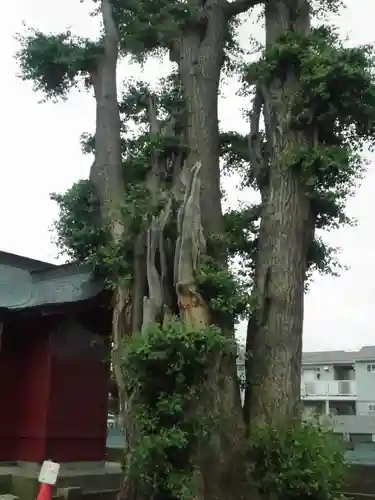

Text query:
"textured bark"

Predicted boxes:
[[131, 233, 146, 334], [119, 98, 186, 500], [172, 3, 248, 498], [244, 0, 315, 431], [175, 162, 209, 328], [178, 0, 226, 236], [89, 0, 132, 419], [141, 96, 183, 330], [87, 5, 136, 496], [90, 0, 123, 217], [174, 162, 248, 500]]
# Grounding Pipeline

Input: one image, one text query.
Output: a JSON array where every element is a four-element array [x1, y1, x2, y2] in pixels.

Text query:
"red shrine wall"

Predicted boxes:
[[0, 313, 109, 462]]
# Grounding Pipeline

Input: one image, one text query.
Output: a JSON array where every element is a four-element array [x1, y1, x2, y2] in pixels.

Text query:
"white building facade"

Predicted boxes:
[[237, 346, 375, 437], [302, 346, 375, 436]]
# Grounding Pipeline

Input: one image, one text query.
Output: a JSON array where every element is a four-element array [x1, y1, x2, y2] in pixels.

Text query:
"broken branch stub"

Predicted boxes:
[[174, 162, 209, 329], [142, 199, 173, 332]]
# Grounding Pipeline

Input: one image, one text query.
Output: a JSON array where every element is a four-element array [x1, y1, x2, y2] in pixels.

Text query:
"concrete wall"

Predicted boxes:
[[302, 365, 334, 382], [320, 414, 375, 435], [354, 361, 375, 415]]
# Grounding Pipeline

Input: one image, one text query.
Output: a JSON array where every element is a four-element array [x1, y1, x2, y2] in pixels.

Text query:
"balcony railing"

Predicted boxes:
[[301, 380, 356, 397], [303, 414, 375, 435]]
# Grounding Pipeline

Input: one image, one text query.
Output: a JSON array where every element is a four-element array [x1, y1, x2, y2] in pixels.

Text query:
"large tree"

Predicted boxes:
[[17, 0, 375, 499], [17, 1, 256, 497], [242, 0, 375, 431]]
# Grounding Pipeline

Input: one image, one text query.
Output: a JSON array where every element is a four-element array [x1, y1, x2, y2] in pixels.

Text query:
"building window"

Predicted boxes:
[[368, 404, 375, 413], [367, 364, 375, 372]]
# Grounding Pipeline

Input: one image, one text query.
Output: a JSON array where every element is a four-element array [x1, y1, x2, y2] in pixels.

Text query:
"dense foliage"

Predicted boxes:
[[248, 422, 347, 500], [124, 319, 233, 499], [244, 25, 375, 233], [51, 180, 105, 263], [16, 29, 100, 100]]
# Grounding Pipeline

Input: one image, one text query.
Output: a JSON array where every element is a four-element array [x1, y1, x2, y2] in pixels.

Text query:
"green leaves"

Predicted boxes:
[[51, 77, 187, 291], [197, 257, 250, 320], [125, 319, 229, 396], [247, 421, 347, 500], [306, 239, 343, 283], [50, 180, 132, 286], [16, 29, 102, 100], [111, 0, 199, 57], [51, 180, 106, 263], [246, 25, 375, 141], [119, 73, 185, 125], [286, 143, 364, 230], [243, 24, 375, 281], [123, 319, 231, 498], [296, 30, 375, 141]]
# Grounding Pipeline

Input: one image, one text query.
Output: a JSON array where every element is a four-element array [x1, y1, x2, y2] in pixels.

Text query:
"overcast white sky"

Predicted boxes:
[[0, 0, 374, 352]]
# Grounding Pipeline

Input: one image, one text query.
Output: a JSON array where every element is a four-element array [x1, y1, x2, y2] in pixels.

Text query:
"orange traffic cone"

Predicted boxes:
[[36, 482, 53, 500]]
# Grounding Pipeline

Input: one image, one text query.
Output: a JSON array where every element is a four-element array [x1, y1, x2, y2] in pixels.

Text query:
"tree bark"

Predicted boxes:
[[178, 0, 226, 236], [90, 0, 123, 218], [88, 4, 136, 492], [175, 3, 247, 498], [244, 0, 315, 430]]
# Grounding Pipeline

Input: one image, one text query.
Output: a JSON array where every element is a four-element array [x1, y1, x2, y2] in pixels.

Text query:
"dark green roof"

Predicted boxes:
[[0, 250, 57, 271], [0, 251, 103, 311]]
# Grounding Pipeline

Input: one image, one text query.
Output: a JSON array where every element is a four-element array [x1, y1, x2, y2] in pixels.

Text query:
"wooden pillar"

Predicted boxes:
[[0, 319, 23, 461], [0, 321, 3, 352]]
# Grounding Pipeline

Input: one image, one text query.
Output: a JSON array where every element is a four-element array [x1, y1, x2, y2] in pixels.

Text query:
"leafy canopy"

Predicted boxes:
[[16, 29, 101, 100]]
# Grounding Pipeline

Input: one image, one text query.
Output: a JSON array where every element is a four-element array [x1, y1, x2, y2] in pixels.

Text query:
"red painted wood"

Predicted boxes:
[[0, 319, 50, 461], [0, 314, 109, 463], [44, 358, 109, 461]]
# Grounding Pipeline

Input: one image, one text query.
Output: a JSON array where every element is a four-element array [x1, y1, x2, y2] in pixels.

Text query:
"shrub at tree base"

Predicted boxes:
[[247, 421, 347, 500], [123, 318, 235, 500]]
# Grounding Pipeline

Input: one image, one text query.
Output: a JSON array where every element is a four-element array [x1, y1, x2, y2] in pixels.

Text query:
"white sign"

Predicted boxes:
[[38, 461, 60, 485]]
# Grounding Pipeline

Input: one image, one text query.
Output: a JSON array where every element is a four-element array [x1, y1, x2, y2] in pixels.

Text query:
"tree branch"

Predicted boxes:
[[101, 0, 118, 51], [224, 0, 264, 17], [248, 85, 263, 181]]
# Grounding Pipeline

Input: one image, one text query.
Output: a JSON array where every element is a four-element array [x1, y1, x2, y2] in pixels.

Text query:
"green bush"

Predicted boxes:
[[247, 421, 347, 500], [123, 319, 235, 499]]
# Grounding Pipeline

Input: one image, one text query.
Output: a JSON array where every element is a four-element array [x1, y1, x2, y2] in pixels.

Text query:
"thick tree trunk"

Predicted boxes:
[[90, 1, 132, 418], [90, 0, 124, 216], [178, 1, 226, 236], [244, 0, 315, 430], [89, 3, 136, 490], [176, 3, 247, 498]]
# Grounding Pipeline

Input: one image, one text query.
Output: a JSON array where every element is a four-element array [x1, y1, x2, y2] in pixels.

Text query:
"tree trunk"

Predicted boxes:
[[244, 0, 315, 430], [90, 0, 123, 218], [176, 3, 247, 498], [89, 1, 135, 486], [178, 1, 226, 236]]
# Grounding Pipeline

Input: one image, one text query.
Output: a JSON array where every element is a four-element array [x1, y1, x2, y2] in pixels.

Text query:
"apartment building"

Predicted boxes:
[[237, 346, 375, 438], [301, 346, 375, 437]]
